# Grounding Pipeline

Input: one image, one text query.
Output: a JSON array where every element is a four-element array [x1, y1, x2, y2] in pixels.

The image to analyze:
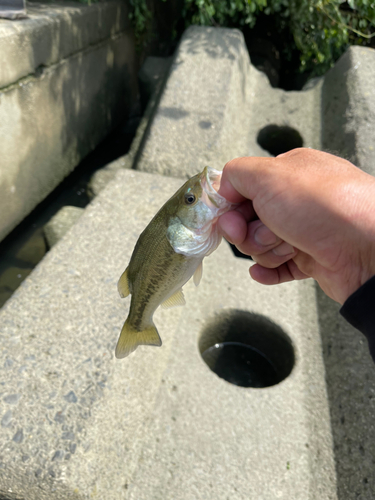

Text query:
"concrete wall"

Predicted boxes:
[[0, 0, 138, 242]]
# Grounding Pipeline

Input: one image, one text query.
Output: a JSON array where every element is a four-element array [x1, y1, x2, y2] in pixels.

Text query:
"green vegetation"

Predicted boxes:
[[130, 0, 375, 77]]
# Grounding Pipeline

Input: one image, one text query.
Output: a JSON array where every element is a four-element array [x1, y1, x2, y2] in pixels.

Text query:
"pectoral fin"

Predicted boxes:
[[161, 289, 186, 309], [193, 261, 203, 286], [115, 319, 162, 359], [118, 267, 130, 298]]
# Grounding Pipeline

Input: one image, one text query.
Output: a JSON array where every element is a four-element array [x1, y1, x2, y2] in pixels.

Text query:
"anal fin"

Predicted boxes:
[[161, 288, 186, 309]]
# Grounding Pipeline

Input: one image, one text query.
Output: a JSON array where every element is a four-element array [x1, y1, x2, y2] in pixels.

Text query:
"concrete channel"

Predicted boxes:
[[0, 20, 375, 500]]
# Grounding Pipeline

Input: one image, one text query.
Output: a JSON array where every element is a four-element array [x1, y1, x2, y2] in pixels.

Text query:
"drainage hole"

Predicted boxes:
[[202, 342, 278, 388], [257, 124, 303, 156], [199, 310, 294, 388]]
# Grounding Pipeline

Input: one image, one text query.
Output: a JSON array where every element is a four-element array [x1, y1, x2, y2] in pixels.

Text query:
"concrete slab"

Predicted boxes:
[[0, 169, 337, 499], [0, 0, 137, 242]]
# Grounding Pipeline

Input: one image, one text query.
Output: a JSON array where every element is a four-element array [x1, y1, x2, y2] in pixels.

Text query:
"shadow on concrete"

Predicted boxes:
[[316, 285, 375, 499], [182, 25, 243, 61]]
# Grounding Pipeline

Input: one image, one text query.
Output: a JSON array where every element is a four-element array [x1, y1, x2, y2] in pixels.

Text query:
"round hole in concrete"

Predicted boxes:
[[257, 124, 303, 156], [199, 310, 294, 388]]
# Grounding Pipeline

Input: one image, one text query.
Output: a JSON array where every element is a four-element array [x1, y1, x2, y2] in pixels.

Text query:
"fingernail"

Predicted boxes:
[[273, 242, 295, 256], [254, 225, 278, 246]]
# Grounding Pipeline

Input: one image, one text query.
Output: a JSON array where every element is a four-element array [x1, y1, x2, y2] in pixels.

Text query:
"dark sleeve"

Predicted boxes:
[[340, 275, 375, 362]]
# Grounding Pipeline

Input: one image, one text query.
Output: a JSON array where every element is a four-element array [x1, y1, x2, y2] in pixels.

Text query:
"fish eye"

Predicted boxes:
[[184, 193, 196, 205]]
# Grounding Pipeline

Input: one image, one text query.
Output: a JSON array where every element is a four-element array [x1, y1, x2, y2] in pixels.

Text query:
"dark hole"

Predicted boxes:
[[202, 342, 278, 388], [257, 125, 303, 156], [199, 310, 294, 388]]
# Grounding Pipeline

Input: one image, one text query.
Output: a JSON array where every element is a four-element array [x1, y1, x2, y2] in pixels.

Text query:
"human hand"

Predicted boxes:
[[218, 148, 375, 304]]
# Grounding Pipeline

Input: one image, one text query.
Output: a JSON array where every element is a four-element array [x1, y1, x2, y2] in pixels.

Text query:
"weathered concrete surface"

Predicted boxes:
[[44, 206, 84, 248], [1, 25, 375, 500], [0, 0, 137, 242], [0, 169, 337, 499], [87, 27, 375, 499]]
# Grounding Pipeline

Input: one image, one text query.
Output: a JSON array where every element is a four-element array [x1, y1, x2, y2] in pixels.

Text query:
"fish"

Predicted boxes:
[[115, 166, 235, 359]]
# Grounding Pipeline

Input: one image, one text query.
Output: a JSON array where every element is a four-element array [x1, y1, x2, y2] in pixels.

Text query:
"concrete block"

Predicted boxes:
[[44, 206, 84, 248], [0, 0, 137, 242], [321, 46, 375, 174], [134, 26, 374, 179], [134, 26, 324, 177], [0, 169, 338, 499], [135, 26, 259, 177], [1, 25, 374, 500]]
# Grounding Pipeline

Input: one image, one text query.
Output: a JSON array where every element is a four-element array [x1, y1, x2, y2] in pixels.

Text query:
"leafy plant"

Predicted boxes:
[[129, 0, 375, 77], [128, 0, 152, 42]]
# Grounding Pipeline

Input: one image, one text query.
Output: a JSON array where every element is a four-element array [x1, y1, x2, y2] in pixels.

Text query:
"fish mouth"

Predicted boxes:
[[203, 166, 221, 195], [201, 166, 233, 214]]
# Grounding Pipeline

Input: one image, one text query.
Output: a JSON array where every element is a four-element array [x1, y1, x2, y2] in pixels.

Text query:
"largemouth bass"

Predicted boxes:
[[116, 167, 235, 359]]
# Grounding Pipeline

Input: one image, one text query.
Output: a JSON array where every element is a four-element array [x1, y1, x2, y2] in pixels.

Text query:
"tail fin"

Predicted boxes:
[[115, 319, 162, 359]]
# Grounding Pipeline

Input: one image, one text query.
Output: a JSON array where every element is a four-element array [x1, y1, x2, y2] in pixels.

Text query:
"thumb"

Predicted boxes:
[[219, 157, 272, 203]]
